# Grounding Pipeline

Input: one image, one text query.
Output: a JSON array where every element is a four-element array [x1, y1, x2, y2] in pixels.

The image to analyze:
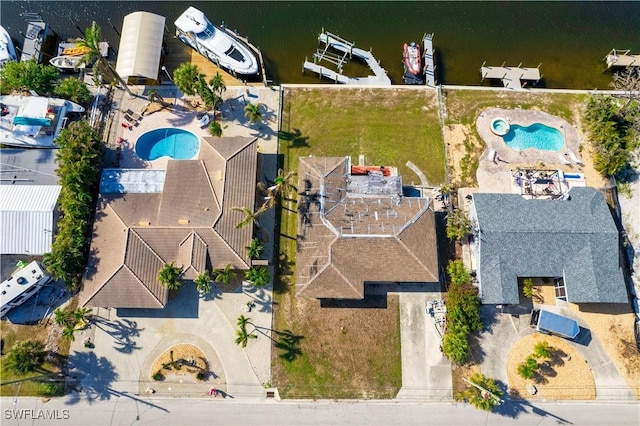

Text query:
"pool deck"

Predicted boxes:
[[475, 108, 585, 193], [116, 86, 280, 170]]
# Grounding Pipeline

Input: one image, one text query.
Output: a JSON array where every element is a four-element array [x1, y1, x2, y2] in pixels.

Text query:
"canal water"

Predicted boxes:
[[2, 1, 639, 89]]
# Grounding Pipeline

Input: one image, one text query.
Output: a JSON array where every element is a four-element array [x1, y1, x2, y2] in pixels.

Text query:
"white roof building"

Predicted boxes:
[[0, 185, 61, 255]]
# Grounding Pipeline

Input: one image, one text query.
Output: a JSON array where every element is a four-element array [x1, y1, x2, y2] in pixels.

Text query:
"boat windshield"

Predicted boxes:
[[197, 22, 216, 40]]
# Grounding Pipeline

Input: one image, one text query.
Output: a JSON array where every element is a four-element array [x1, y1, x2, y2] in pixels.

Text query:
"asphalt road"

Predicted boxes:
[[1, 396, 638, 426]]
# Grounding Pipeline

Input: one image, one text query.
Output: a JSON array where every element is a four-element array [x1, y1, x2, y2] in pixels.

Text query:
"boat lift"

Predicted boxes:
[[302, 30, 391, 85]]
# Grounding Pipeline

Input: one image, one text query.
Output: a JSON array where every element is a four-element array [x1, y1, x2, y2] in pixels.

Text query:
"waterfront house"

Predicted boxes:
[[295, 156, 439, 299], [80, 136, 257, 309], [467, 187, 628, 305]]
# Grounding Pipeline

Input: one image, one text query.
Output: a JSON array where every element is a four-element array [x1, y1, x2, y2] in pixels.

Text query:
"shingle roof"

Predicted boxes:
[[295, 156, 439, 299], [472, 187, 627, 304], [81, 136, 257, 308]]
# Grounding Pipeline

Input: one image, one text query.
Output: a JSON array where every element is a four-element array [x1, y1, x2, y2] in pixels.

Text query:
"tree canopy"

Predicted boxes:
[[173, 63, 202, 96], [54, 77, 91, 105], [44, 121, 103, 289], [0, 60, 58, 95]]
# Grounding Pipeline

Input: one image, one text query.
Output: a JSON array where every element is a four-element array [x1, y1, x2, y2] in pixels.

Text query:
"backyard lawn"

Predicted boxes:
[[279, 87, 445, 185]]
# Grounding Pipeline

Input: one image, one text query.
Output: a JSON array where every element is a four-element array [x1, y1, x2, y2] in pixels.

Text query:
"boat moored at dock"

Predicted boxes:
[[50, 55, 87, 72], [0, 25, 18, 67], [174, 6, 259, 76], [403, 42, 421, 75], [0, 95, 85, 148]]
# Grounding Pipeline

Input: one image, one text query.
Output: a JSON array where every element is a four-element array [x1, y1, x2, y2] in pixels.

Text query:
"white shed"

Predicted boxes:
[[115, 11, 166, 83], [0, 185, 61, 255]]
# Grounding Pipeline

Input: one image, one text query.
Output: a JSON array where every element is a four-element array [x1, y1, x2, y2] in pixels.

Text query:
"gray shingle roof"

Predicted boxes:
[[472, 187, 627, 304]]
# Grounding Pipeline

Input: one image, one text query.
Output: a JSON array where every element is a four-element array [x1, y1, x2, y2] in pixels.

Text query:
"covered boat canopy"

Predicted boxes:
[[115, 11, 165, 82]]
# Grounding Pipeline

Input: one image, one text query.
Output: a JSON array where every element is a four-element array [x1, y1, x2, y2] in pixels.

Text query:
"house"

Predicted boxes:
[[80, 136, 257, 309], [468, 187, 628, 305], [295, 156, 439, 299], [0, 148, 61, 255]]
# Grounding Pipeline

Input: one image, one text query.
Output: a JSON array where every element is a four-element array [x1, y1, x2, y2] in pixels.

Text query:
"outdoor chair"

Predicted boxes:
[[126, 109, 142, 121]]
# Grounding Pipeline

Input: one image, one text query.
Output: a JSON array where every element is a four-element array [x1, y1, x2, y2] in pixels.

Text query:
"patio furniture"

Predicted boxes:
[[123, 114, 139, 126], [126, 109, 142, 121]]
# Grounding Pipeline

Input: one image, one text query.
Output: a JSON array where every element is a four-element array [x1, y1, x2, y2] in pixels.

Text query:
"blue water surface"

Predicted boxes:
[[503, 123, 564, 152], [135, 128, 199, 161]]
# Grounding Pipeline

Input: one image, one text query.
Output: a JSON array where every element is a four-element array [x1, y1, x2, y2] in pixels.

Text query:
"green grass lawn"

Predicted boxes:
[[280, 87, 446, 185]]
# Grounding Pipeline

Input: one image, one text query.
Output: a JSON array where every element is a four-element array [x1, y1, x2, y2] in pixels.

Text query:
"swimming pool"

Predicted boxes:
[[135, 128, 199, 161], [502, 123, 564, 152]]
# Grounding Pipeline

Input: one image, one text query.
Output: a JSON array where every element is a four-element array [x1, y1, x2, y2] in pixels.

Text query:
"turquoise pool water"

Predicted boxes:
[[135, 128, 199, 161], [503, 123, 564, 152]]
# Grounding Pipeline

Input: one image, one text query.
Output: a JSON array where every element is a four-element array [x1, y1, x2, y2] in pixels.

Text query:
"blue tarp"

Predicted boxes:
[[535, 309, 580, 339]]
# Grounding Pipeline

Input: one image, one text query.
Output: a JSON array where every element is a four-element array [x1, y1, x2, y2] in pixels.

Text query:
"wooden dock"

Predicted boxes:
[[163, 35, 264, 87], [423, 33, 436, 87], [303, 31, 391, 85], [605, 49, 640, 69], [480, 62, 541, 90]]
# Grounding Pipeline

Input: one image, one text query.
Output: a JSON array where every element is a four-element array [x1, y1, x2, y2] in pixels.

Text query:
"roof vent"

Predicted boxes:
[[178, 219, 190, 225], [138, 221, 150, 227]]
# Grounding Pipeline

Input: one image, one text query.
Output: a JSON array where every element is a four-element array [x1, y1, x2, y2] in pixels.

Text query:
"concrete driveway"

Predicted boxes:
[[396, 292, 452, 400]]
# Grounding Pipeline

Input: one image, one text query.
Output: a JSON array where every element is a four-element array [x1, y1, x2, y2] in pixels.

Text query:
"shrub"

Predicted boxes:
[[209, 120, 222, 137], [446, 260, 471, 286], [517, 356, 539, 379], [152, 370, 164, 381], [446, 208, 472, 241], [0, 60, 58, 95], [54, 77, 91, 105], [245, 266, 271, 287], [4, 340, 45, 374], [522, 278, 534, 298], [196, 371, 207, 381], [442, 330, 469, 365]]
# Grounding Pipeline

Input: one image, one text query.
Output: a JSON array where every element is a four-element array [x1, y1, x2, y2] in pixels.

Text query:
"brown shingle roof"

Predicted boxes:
[[295, 156, 439, 299], [82, 136, 257, 308]]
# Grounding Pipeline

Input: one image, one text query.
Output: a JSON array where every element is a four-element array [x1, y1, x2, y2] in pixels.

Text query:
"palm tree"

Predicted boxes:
[[244, 102, 263, 124], [209, 72, 226, 98], [54, 308, 74, 328], [533, 341, 554, 360], [4, 340, 45, 374], [245, 238, 264, 260], [232, 206, 267, 230], [245, 266, 271, 287], [77, 22, 132, 96], [148, 88, 165, 105], [456, 373, 503, 411], [62, 325, 77, 341], [173, 63, 202, 96], [213, 263, 237, 285], [195, 270, 212, 294], [158, 262, 183, 291], [517, 357, 538, 380], [235, 315, 257, 348], [209, 120, 222, 137], [73, 307, 93, 326], [271, 169, 298, 199]]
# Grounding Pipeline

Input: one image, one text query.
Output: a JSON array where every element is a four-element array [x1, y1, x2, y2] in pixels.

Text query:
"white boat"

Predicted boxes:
[[50, 55, 87, 71], [0, 95, 85, 148], [0, 25, 17, 66], [175, 6, 259, 76]]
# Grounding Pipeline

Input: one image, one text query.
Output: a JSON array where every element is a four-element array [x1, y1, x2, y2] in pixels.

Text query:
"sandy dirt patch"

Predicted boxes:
[[150, 344, 209, 381], [569, 304, 640, 398], [507, 333, 595, 400]]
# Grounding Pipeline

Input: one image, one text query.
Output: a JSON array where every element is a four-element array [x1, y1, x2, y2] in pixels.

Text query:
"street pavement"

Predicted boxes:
[[1, 396, 638, 426]]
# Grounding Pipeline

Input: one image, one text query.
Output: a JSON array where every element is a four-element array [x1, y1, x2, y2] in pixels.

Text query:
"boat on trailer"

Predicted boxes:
[[0, 95, 85, 148], [0, 25, 18, 67], [403, 42, 422, 75], [174, 6, 259, 76]]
